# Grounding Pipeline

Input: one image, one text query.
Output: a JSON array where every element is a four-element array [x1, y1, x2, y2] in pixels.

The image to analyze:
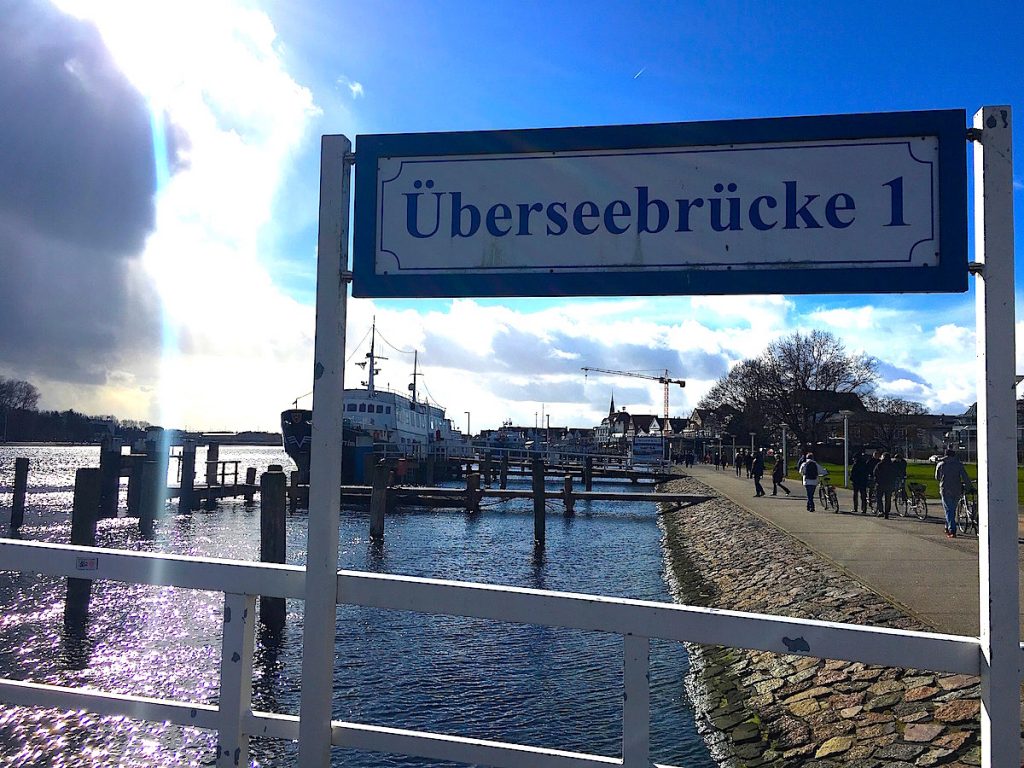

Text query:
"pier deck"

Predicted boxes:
[[685, 463, 1024, 636]]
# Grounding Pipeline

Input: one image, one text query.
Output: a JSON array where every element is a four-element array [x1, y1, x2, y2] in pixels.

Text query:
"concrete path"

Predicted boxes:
[[683, 463, 1023, 637]]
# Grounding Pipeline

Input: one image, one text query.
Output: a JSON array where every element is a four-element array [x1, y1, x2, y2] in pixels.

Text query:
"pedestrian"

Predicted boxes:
[[800, 452, 820, 511], [744, 451, 753, 478], [734, 450, 743, 477], [771, 457, 791, 496], [850, 453, 870, 514], [864, 450, 881, 512], [751, 450, 766, 497], [873, 452, 898, 519], [935, 448, 970, 538]]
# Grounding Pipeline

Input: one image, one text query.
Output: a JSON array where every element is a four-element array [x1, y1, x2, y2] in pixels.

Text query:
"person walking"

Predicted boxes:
[[873, 452, 898, 519], [850, 452, 870, 514], [864, 450, 881, 512], [734, 450, 743, 477], [751, 450, 766, 497], [771, 457, 791, 496], [744, 451, 754, 479], [935, 448, 970, 538], [800, 452, 820, 512]]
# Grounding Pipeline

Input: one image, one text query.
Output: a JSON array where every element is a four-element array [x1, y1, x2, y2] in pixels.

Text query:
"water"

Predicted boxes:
[[0, 446, 714, 767]]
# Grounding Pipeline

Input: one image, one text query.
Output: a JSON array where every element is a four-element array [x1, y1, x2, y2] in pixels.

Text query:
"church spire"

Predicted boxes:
[[609, 393, 615, 417]]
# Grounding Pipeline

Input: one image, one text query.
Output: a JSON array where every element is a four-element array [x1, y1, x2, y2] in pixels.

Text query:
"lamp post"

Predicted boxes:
[[750, 432, 756, 452], [839, 410, 853, 488], [780, 425, 788, 472]]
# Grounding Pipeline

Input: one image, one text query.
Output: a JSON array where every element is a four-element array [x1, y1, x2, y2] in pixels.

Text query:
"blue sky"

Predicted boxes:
[[1, 0, 1021, 431]]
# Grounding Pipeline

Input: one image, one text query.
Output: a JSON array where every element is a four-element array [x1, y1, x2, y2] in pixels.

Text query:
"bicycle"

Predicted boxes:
[[893, 478, 909, 517], [907, 482, 929, 520], [956, 483, 977, 535], [817, 472, 840, 513]]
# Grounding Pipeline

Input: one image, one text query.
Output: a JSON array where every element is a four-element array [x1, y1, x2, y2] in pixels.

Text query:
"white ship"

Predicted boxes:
[[341, 320, 472, 461]]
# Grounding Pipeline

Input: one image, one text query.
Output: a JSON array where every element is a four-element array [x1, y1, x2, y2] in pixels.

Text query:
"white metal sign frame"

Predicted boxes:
[[297, 107, 1017, 767]]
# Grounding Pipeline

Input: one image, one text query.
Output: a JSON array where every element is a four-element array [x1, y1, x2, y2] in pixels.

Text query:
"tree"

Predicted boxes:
[[859, 395, 928, 452], [698, 330, 877, 446], [0, 376, 40, 411]]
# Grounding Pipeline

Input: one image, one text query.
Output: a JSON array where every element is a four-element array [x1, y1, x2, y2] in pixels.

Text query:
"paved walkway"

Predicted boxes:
[[684, 463, 1023, 637]]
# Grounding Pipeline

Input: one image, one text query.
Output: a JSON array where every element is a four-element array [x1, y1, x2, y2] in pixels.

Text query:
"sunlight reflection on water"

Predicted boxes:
[[0, 446, 713, 767]]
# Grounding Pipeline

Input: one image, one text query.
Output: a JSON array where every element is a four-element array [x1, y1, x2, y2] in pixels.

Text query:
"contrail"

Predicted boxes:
[[633, 67, 646, 79]]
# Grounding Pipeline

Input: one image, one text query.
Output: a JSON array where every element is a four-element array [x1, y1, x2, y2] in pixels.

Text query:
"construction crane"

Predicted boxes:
[[581, 367, 686, 419]]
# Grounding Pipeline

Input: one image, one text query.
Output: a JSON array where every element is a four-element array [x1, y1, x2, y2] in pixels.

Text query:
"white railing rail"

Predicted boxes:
[[0, 539, 982, 768]]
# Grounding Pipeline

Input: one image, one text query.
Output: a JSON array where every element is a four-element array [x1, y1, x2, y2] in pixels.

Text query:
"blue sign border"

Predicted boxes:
[[352, 110, 967, 298]]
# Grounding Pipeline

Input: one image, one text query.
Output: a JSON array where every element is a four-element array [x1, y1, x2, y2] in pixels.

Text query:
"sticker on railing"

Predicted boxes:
[[76, 557, 99, 571]]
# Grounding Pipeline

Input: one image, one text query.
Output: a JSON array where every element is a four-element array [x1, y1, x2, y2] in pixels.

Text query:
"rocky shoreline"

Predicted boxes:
[[658, 474, 984, 768]]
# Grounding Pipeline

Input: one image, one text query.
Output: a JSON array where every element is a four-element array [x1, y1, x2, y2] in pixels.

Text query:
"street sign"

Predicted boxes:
[[353, 110, 967, 298]]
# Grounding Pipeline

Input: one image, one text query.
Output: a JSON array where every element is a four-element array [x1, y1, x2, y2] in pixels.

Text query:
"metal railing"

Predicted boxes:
[[0, 538, 985, 768]]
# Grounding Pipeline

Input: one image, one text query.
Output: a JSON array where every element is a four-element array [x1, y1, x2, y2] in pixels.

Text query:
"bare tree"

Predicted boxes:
[[859, 395, 928, 452], [0, 376, 40, 411], [698, 331, 877, 446]]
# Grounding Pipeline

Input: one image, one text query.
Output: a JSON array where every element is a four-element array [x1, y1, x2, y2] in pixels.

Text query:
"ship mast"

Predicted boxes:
[[358, 316, 386, 391], [408, 350, 421, 404]]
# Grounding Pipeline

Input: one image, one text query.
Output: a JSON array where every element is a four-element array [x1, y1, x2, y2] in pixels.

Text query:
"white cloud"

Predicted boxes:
[[337, 75, 364, 99], [53, 0, 322, 430]]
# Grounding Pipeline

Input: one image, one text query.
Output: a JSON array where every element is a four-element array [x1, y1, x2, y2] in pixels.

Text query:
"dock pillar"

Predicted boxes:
[[499, 453, 508, 490], [244, 467, 257, 505], [369, 462, 389, 542], [260, 466, 287, 629], [288, 471, 299, 513], [125, 456, 142, 517], [179, 440, 197, 514], [98, 437, 122, 519], [138, 460, 159, 538], [563, 474, 574, 516], [584, 456, 593, 491], [532, 459, 546, 547], [482, 452, 493, 487], [205, 443, 220, 486], [466, 473, 481, 513], [66, 468, 101, 620], [11, 457, 28, 531]]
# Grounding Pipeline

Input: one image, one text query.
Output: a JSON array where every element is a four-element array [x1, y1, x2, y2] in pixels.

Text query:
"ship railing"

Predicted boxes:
[[0, 538, 984, 768]]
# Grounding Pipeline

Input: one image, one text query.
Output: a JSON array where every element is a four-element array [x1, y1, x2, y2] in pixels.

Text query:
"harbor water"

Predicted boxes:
[[0, 445, 715, 767]]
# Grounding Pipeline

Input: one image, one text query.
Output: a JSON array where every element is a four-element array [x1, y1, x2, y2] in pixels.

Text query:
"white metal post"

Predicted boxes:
[[972, 105, 1019, 768], [622, 635, 650, 768], [842, 412, 850, 488], [298, 134, 352, 765], [217, 592, 256, 768]]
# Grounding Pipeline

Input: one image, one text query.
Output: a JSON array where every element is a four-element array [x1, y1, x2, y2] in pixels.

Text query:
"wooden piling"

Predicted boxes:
[[369, 462, 389, 541], [11, 457, 28, 531], [259, 466, 287, 629], [244, 467, 257, 505], [563, 474, 574, 516], [532, 459, 546, 547], [138, 460, 159, 537], [67, 468, 101, 619], [179, 440, 196, 514], [125, 456, 142, 517], [289, 471, 300, 513], [205, 443, 220, 486], [500, 453, 509, 490], [98, 438, 122, 519], [584, 456, 594, 491], [482, 452, 493, 487], [466, 473, 481, 514]]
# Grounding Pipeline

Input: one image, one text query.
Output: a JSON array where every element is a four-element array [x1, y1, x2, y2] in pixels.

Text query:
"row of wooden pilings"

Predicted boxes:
[[6, 441, 286, 632], [369, 457, 582, 548], [452, 453, 599, 493]]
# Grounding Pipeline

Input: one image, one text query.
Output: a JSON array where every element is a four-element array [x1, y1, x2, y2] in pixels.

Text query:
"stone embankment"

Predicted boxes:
[[659, 475, 986, 768]]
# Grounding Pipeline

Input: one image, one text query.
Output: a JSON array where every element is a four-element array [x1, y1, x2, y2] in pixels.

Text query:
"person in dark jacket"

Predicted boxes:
[[864, 450, 881, 511], [850, 453, 870, 514], [734, 450, 743, 477], [872, 452, 899, 519], [936, 448, 971, 538], [744, 451, 754, 478], [771, 457, 791, 496], [751, 451, 766, 496]]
